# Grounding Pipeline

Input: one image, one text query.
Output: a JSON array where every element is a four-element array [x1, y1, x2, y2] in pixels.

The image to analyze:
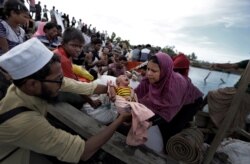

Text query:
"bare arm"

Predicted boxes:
[[93, 84, 108, 94], [81, 113, 131, 161], [0, 37, 9, 54], [108, 86, 116, 102]]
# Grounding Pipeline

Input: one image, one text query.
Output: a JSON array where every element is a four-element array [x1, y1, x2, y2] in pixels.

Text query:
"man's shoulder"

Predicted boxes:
[[141, 48, 150, 54]]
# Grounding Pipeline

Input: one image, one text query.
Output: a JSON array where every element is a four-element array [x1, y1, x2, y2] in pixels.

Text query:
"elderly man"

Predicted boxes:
[[0, 38, 130, 164]]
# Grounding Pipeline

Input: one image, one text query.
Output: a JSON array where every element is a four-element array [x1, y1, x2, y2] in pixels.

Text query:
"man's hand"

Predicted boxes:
[[89, 99, 102, 109], [107, 81, 116, 102]]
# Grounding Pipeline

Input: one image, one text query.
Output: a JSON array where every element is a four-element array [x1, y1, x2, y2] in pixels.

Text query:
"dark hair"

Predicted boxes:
[[3, 0, 28, 19], [62, 27, 85, 44], [91, 38, 102, 45], [56, 25, 62, 30], [119, 56, 127, 62], [139, 65, 147, 71], [43, 22, 58, 32], [148, 55, 159, 65], [13, 54, 60, 87]]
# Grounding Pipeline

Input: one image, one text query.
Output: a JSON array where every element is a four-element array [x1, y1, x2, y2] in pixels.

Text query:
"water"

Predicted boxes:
[[189, 67, 241, 96]]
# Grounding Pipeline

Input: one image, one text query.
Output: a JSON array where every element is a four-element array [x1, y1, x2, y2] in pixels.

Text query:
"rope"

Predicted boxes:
[[166, 127, 204, 164]]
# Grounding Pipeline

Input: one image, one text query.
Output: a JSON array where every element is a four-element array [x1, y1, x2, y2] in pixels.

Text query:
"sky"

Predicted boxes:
[[36, 0, 250, 63]]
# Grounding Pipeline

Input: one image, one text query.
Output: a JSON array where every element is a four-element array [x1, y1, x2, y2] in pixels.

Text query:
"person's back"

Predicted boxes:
[[27, 0, 36, 16], [49, 6, 56, 23], [71, 17, 76, 27], [35, 1, 41, 21], [42, 5, 48, 21], [131, 45, 141, 61], [139, 44, 151, 62]]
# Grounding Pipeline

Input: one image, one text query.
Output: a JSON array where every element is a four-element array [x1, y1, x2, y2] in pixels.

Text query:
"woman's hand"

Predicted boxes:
[[118, 112, 132, 123]]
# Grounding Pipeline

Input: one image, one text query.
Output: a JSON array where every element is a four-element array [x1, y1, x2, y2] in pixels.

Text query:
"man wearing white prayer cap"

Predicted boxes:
[[0, 38, 131, 164]]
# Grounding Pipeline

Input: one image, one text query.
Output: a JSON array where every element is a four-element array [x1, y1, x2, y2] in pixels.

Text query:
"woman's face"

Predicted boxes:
[[146, 60, 160, 84], [14, 11, 29, 25]]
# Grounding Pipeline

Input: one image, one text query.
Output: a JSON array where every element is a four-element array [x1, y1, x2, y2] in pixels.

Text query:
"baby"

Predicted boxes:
[[108, 75, 137, 102], [108, 75, 154, 146]]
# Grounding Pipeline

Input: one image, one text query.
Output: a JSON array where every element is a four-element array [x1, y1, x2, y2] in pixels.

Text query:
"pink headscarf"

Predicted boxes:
[[135, 52, 203, 122], [33, 21, 46, 37]]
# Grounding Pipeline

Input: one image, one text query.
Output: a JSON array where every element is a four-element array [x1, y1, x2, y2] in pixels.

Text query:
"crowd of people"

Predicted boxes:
[[0, 0, 249, 164]]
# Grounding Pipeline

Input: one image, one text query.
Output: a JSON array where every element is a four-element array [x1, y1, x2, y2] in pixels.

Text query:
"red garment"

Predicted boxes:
[[53, 47, 78, 80], [173, 53, 190, 77]]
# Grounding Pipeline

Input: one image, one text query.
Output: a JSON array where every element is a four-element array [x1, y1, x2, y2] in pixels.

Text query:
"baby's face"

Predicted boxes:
[[117, 75, 130, 86]]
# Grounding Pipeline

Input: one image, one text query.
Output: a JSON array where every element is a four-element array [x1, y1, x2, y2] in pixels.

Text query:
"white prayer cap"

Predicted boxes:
[[0, 38, 53, 80]]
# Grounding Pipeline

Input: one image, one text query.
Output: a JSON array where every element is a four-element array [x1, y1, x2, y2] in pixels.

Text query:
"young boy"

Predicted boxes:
[[53, 27, 101, 109]]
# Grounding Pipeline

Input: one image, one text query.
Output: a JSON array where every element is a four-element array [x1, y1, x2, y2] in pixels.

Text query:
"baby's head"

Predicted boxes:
[[116, 75, 130, 87]]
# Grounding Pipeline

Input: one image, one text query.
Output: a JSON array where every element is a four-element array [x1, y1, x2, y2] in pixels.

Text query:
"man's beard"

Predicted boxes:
[[38, 84, 59, 104]]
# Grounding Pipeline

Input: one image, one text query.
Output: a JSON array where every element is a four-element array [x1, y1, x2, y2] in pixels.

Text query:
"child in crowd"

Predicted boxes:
[[108, 56, 128, 77], [0, 0, 29, 55], [53, 27, 101, 109]]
